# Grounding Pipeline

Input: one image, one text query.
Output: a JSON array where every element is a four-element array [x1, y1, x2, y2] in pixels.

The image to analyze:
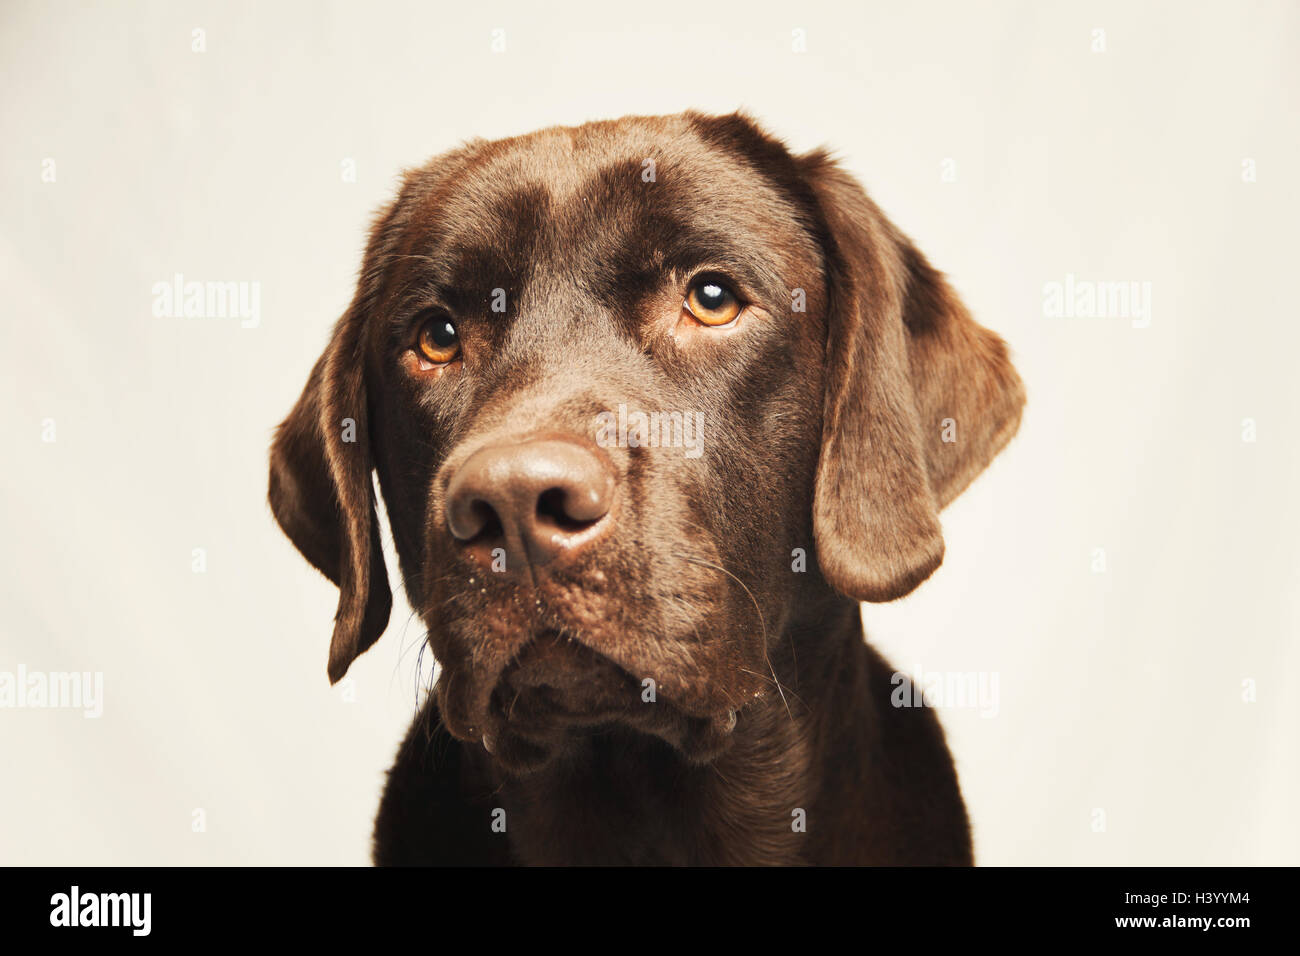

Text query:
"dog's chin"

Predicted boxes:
[[449, 630, 742, 776]]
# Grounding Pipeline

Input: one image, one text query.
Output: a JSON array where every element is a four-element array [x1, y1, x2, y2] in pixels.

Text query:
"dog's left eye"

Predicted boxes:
[[684, 277, 743, 327], [416, 315, 461, 366]]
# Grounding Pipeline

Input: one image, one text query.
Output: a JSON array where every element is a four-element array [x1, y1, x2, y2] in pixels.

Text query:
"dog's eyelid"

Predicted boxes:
[[394, 303, 455, 342], [683, 265, 792, 315], [409, 303, 454, 322], [683, 269, 744, 298]]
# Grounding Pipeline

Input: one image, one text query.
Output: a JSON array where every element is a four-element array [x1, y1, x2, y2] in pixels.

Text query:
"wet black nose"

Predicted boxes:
[[444, 438, 615, 577]]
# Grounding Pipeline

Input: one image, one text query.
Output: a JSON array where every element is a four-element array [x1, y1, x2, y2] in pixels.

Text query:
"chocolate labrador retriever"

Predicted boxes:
[[269, 111, 1024, 865]]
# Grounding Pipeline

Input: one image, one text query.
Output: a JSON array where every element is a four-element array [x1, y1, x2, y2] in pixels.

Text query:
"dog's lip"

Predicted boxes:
[[485, 630, 746, 744], [492, 629, 641, 721], [455, 628, 754, 773], [486, 627, 755, 722], [492, 696, 627, 736]]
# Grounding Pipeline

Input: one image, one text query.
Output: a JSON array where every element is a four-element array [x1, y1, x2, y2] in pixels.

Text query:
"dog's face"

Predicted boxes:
[[270, 112, 1024, 772]]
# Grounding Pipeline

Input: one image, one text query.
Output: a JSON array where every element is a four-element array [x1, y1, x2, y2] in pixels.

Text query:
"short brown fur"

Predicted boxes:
[[269, 111, 1024, 865]]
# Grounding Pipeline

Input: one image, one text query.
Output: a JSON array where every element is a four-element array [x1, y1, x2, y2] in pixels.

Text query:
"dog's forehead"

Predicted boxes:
[[490, 119, 778, 205], [396, 117, 820, 299]]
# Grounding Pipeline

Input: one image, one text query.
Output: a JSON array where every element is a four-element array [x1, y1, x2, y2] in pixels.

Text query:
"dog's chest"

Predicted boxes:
[[489, 729, 810, 866]]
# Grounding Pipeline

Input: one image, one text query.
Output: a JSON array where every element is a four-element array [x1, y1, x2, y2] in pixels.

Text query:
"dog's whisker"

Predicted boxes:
[[395, 608, 425, 663], [671, 551, 767, 642], [671, 551, 795, 724], [667, 594, 799, 716], [735, 666, 807, 711], [709, 762, 735, 788]]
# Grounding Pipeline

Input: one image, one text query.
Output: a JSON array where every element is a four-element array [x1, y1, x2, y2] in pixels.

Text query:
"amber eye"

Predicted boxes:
[[684, 277, 743, 327], [416, 315, 461, 365]]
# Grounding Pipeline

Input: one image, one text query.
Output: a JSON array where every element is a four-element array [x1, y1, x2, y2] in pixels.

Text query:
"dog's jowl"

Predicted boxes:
[[268, 111, 1024, 865]]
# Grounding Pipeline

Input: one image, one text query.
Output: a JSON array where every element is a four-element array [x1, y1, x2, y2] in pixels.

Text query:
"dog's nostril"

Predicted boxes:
[[536, 488, 598, 533], [470, 500, 504, 541], [447, 492, 504, 543], [445, 438, 615, 569]]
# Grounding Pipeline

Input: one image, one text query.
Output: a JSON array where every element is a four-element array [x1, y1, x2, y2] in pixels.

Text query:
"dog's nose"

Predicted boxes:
[[445, 439, 615, 576]]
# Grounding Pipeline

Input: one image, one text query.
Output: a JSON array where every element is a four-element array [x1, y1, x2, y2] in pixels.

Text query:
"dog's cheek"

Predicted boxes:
[[422, 581, 494, 742], [431, 660, 476, 741]]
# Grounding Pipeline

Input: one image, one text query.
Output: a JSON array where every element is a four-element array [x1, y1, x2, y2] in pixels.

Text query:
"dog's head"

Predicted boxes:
[[269, 112, 1024, 772]]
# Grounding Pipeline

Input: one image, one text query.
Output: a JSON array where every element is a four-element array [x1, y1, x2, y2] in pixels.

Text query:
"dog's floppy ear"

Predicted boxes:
[[269, 209, 401, 683], [802, 152, 1025, 602]]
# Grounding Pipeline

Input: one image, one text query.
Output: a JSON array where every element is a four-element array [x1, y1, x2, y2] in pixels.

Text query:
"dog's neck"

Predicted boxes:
[[477, 593, 867, 866]]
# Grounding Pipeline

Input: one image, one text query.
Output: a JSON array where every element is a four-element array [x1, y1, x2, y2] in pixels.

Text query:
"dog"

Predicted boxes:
[[269, 111, 1025, 865]]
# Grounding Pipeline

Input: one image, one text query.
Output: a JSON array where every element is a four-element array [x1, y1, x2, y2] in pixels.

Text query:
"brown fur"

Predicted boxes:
[[268, 111, 1024, 865]]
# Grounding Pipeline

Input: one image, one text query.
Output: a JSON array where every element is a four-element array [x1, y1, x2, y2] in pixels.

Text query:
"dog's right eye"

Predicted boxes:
[[416, 315, 461, 367], [684, 277, 743, 327]]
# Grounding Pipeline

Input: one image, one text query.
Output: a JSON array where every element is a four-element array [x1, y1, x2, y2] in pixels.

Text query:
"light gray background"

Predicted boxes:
[[2, 0, 1296, 865]]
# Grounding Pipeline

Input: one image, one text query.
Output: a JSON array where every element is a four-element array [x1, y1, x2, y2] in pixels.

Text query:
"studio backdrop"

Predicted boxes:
[[1, 0, 1296, 865]]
